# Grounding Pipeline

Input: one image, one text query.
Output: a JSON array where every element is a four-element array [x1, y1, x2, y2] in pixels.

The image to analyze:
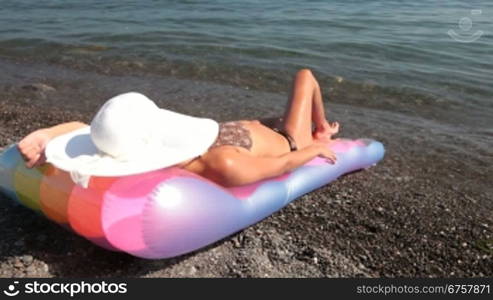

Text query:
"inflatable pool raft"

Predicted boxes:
[[0, 138, 384, 259]]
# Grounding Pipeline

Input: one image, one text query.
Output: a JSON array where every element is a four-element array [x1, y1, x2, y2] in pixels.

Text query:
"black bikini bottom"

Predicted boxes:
[[271, 128, 298, 152]]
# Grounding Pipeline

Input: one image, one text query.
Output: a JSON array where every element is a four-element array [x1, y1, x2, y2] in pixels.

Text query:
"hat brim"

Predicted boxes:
[[45, 112, 219, 177]]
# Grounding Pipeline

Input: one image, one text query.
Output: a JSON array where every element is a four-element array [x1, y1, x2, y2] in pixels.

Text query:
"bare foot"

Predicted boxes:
[[313, 121, 340, 142]]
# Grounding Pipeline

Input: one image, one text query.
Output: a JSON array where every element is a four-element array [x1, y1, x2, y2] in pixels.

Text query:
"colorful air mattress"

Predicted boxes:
[[0, 138, 384, 259]]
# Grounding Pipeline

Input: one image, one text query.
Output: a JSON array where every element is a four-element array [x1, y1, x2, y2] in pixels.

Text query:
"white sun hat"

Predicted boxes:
[[45, 92, 219, 188]]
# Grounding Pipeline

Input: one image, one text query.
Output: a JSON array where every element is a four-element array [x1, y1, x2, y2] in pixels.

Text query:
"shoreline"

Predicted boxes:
[[0, 58, 491, 277], [2, 56, 492, 129]]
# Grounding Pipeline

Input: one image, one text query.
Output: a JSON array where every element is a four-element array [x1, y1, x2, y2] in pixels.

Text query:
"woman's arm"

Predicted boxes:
[[46, 121, 88, 137], [203, 144, 336, 187], [18, 121, 88, 168]]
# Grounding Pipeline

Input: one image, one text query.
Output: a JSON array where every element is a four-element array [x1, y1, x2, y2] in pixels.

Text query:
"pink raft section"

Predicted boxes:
[[0, 138, 384, 259]]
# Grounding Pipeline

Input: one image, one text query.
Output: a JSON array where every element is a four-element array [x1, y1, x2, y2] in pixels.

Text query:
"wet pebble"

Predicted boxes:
[[21, 255, 33, 266]]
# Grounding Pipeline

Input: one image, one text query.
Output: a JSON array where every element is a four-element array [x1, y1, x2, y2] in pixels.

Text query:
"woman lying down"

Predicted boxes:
[[18, 69, 339, 187]]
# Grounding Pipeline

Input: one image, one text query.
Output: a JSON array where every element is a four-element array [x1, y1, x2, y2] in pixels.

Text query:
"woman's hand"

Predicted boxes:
[[17, 128, 54, 168], [311, 142, 337, 164], [17, 121, 88, 168]]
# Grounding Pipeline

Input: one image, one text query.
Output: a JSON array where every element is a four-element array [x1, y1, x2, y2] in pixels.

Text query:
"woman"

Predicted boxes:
[[17, 69, 339, 187]]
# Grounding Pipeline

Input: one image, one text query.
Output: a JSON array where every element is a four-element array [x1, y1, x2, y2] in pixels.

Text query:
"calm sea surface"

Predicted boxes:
[[0, 0, 491, 110]]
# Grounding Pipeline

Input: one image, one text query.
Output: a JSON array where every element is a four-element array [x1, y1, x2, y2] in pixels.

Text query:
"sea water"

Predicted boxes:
[[0, 0, 491, 110]]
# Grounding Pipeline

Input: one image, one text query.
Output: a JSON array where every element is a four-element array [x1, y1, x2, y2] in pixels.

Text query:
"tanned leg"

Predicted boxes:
[[282, 69, 339, 149]]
